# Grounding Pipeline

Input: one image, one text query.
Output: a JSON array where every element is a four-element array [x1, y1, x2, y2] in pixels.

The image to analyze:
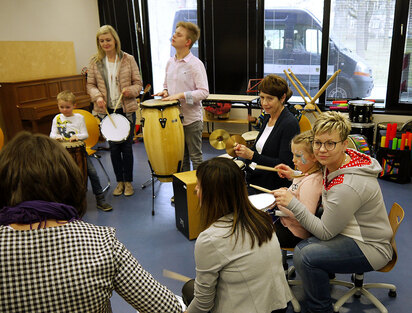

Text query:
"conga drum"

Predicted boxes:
[[60, 141, 88, 188], [141, 99, 184, 182]]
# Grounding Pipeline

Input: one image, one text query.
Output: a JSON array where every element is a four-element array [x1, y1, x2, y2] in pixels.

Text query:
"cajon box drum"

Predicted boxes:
[[173, 170, 201, 240], [141, 99, 184, 182]]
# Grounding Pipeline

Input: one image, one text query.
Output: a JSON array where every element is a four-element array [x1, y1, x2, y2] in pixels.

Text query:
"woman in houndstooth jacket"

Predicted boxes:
[[0, 132, 182, 313]]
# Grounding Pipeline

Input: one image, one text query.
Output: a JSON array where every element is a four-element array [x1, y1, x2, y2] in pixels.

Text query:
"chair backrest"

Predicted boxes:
[[73, 109, 100, 154], [299, 114, 312, 133], [0, 127, 4, 151], [379, 202, 405, 272]]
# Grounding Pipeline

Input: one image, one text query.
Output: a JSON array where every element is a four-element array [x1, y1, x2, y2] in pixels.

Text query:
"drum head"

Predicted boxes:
[[249, 193, 276, 211], [101, 114, 131, 142], [348, 100, 374, 107], [141, 99, 179, 109], [242, 131, 259, 141], [60, 141, 85, 149]]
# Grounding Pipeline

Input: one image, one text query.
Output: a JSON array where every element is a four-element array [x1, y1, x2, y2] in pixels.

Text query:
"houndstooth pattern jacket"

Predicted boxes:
[[0, 221, 182, 313]]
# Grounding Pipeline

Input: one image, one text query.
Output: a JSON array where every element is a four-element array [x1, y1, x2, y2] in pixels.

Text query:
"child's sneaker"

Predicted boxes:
[[96, 194, 113, 212]]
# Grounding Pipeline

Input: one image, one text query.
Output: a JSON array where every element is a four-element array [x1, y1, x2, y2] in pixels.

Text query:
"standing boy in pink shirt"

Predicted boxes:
[[155, 21, 209, 174]]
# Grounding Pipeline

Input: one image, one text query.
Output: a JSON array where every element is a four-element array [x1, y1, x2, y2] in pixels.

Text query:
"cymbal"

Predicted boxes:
[[209, 129, 230, 150], [226, 135, 246, 157]]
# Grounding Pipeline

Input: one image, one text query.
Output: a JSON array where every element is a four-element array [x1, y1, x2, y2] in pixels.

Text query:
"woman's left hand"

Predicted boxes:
[[272, 188, 294, 208], [234, 144, 254, 160]]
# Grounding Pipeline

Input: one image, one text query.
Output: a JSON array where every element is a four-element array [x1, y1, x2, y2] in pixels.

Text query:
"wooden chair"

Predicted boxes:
[[298, 114, 312, 133], [74, 109, 110, 192], [331, 203, 405, 313]]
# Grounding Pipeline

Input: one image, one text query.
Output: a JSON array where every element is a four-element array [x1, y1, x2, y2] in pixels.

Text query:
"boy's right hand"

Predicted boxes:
[[274, 164, 294, 179], [153, 89, 169, 98], [96, 97, 106, 109]]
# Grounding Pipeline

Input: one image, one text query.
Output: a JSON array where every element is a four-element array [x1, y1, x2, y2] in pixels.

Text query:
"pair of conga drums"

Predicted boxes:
[[140, 99, 184, 182]]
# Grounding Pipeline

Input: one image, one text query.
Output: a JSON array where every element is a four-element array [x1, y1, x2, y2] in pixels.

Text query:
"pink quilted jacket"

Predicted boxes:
[[87, 51, 143, 114]]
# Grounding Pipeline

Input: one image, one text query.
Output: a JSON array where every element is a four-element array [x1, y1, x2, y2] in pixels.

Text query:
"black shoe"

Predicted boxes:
[[96, 194, 113, 212]]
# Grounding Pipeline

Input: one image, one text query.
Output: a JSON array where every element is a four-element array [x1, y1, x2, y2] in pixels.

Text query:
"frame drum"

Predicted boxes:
[[60, 141, 88, 188], [141, 99, 184, 182], [348, 100, 374, 123], [100, 113, 131, 142], [248, 193, 282, 222]]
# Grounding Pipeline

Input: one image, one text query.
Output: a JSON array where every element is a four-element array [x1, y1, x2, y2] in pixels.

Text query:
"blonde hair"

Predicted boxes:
[[176, 21, 200, 49], [93, 25, 121, 62], [258, 74, 293, 103], [57, 90, 76, 104], [292, 130, 314, 154], [312, 111, 351, 141]]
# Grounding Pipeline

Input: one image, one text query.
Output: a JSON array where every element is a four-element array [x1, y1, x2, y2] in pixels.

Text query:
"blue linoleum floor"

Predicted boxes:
[[83, 139, 412, 313]]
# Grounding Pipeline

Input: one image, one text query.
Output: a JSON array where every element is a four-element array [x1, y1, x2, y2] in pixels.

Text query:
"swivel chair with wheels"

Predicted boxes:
[[330, 202, 404, 313]]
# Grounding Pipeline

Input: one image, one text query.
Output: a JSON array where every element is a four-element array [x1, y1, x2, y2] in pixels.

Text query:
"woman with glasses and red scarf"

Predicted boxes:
[[272, 112, 393, 313]]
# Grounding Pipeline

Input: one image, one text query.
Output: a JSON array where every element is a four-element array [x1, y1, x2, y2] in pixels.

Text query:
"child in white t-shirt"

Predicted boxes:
[[50, 90, 112, 211]]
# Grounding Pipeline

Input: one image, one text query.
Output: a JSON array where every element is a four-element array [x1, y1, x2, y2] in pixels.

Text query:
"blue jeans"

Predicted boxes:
[[87, 155, 103, 196], [293, 234, 373, 313], [107, 110, 135, 182]]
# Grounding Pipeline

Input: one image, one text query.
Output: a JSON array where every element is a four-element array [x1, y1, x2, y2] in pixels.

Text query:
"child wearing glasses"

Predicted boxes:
[[272, 112, 392, 313]]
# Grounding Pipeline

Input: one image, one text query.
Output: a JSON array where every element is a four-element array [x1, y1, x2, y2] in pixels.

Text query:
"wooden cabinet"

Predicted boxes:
[[0, 75, 90, 141]]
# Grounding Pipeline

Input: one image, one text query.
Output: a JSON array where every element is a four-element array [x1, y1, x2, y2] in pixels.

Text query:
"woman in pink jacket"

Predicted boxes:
[[87, 25, 142, 197]]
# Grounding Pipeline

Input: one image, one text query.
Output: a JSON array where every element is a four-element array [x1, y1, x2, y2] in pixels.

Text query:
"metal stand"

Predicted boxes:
[[146, 160, 183, 216], [92, 154, 111, 193]]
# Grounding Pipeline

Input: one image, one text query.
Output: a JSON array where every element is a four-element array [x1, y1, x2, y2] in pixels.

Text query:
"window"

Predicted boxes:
[[399, 3, 412, 104], [328, 0, 396, 105], [147, 0, 197, 92], [264, 1, 324, 103]]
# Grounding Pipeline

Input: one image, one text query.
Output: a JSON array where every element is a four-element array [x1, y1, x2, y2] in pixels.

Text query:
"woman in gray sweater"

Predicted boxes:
[[185, 157, 291, 313], [273, 112, 393, 313]]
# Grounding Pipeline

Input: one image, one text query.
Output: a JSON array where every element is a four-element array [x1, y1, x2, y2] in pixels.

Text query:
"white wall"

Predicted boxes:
[[0, 0, 100, 73]]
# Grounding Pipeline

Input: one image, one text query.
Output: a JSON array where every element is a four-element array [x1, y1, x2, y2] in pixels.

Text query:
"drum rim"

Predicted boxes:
[[348, 100, 374, 106], [351, 122, 375, 128], [141, 99, 180, 108], [60, 141, 85, 147]]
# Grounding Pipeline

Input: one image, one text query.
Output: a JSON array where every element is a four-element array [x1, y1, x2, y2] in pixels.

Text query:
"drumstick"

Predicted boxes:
[[288, 69, 313, 101], [255, 165, 303, 178], [104, 107, 117, 128], [283, 70, 308, 104], [113, 93, 123, 113], [310, 69, 341, 106], [255, 165, 281, 172], [249, 184, 272, 194], [163, 269, 192, 283]]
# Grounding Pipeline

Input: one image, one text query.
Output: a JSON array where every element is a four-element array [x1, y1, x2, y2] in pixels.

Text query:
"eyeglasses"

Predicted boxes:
[[312, 140, 343, 151]]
